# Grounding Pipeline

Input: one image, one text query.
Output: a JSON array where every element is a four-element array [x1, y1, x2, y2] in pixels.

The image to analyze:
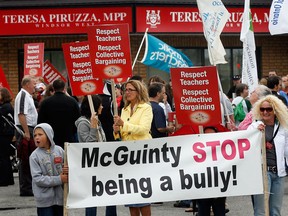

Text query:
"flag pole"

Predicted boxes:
[[132, 28, 149, 70], [216, 70, 232, 130], [63, 142, 68, 216], [261, 132, 269, 216], [111, 78, 121, 140]]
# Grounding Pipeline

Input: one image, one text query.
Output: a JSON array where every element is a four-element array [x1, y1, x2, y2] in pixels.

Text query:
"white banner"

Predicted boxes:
[[67, 129, 263, 209], [196, 0, 230, 66], [240, 0, 259, 93], [269, 0, 288, 35]]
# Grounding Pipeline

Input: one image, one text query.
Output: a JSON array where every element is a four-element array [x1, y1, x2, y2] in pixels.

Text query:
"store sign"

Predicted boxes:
[[0, 7, 132, 36], [136, 7, 270, 33]]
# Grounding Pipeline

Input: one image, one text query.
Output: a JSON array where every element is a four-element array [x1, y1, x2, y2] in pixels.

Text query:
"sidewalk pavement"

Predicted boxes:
[[1, 173, 288, 215]]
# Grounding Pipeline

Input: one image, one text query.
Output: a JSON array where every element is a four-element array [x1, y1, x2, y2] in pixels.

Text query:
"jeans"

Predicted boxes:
[[85, 206, 117, 216], [37, 205, 63, 216], [252, 171, 285, 216]]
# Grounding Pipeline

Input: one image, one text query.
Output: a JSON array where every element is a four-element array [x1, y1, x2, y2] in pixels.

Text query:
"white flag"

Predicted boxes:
[[269, 0, 288, 35], [240, 0, 258, 93], [196, 0, 230, 66]]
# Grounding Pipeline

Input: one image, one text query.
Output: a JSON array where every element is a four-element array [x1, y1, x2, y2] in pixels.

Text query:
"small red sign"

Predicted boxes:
[[62, 41, 104, 96], [87, 24, 132, 81], [24, 43, 44, 77], [170, 66, 221, 127], [43, 60, 67, 84], [54, 156, 62, 164]]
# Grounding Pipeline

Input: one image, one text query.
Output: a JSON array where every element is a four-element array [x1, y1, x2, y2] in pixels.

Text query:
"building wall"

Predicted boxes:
[[258, 36, 288, 76], [1, 34, 288, 96]]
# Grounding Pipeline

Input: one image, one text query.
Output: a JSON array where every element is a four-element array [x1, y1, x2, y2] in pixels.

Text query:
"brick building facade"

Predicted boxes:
[[0, 0, 287, 96]]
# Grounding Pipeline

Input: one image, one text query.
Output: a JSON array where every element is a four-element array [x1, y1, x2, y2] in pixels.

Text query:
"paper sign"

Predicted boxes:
[[170, 66, 221, 127], [87, 24, 132, 81], [24, 43, 44, 77], [62, 41, 104, 96], [43, 60, 67, 84]]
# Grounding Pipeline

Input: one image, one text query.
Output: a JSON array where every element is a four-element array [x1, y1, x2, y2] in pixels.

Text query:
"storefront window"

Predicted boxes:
[[44, 50, 67, 79]]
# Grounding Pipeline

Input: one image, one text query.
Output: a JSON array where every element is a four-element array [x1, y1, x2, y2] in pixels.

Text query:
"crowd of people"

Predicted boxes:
[[0, 71, 288, 216]]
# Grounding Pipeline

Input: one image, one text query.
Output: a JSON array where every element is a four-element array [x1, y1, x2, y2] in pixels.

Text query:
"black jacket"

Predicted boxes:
[[38, 92, 80, 148]]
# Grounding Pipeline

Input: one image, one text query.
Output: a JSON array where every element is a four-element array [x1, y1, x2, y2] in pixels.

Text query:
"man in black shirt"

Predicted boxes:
[[38, 79, 80, 148]]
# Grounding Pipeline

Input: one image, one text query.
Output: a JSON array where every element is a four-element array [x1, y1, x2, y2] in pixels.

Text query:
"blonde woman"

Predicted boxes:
[[248, 95, 288, 215], [113, 80, 152, 216]]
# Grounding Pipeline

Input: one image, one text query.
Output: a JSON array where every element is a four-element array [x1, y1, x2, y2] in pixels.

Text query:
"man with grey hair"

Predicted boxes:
[[14, 75, 38, 196], [238, 85, 271, 130]]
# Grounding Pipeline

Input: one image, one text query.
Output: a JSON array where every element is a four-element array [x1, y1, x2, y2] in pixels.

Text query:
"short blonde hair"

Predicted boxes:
[[252, 95, 288, 129]]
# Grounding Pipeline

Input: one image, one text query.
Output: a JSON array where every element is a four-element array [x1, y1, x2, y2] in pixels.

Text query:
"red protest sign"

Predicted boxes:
[[43, 60, 67, 84], [87, 24, 132, 81], [62, 41, 104, 96], [24, 43, 44, 77], [0, 66, 13, 97], [171, 66, 221, 127]]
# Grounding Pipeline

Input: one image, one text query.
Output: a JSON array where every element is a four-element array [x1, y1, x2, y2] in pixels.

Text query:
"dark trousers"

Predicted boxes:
[[18, 158, 33, 195], [37, 205, 63, 216], [197, 197, 226, 216], [85, 206, 117, 216], [0, 135, 14, 186], [16, 126, 36, 196]]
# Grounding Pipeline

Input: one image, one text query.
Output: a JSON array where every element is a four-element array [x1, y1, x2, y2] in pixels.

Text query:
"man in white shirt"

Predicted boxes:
[[14, 75, 38, 196]]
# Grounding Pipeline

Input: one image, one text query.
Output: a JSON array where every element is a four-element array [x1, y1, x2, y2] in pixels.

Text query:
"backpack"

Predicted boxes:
[[245, 99, 252, 112], [233, 99, 246, 122]]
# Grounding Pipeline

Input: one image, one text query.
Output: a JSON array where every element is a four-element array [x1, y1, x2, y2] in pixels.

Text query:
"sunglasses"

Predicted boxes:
[[260, 107, 273, 112], [124, 88, 137, 93]]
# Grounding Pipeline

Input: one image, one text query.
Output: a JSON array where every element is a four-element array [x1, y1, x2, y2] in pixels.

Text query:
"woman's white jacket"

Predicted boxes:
[[248, 120, 288, 177]]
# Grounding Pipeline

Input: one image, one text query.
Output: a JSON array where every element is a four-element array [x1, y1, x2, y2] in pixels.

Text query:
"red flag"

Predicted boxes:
[[43, 60, 67, 84], [0, 66, 13, 96]]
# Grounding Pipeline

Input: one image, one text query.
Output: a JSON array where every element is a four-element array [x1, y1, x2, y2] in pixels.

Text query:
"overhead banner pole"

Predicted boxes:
[[132, 28, 149, 70], [111, 79, 121, 140]]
